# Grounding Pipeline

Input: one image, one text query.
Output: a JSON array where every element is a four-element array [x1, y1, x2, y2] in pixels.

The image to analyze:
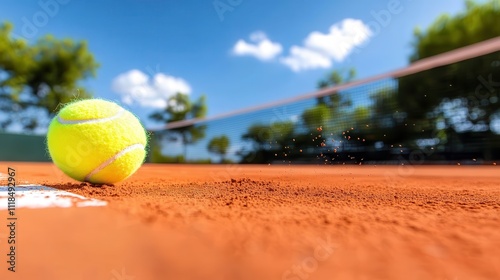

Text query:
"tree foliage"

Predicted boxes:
[[349, 87, 413, 148], [317, 68, 356, 89], [207, 135, 230, 162], [150, 93, 207, 159], [0, 22, 99, 131], [242, 121, 294, 150], [316, 68, 355, 110], [240, 121, 295, 163], [399, 0, 500, 158], [301, 104, 331, 132], [411, 0, 500, 61], [300, 68, 356, 140]]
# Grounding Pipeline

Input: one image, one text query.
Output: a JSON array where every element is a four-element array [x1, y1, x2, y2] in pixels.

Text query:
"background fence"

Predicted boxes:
[[0, 132, 49, 161]]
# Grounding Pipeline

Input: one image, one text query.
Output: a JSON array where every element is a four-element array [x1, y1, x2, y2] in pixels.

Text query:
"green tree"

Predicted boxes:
[[240, 121, 295, 163], [207, 135, 230, 163], [349, 87, 413, 149], [148, 134, 186, 163], [242, 121, 294, 150], [150, 93, 207, 160], [316, 68, 355, 108], [0, 22, 99, 131], [399, 0, 500, 159], [298, 68, 356, 148], [410, 0, 500, 61], [317, 68, 356, 89], [301, 103, 331, 132]]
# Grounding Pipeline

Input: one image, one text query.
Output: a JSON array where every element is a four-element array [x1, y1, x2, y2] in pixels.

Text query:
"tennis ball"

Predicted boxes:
[[47, 99, 147, 184]]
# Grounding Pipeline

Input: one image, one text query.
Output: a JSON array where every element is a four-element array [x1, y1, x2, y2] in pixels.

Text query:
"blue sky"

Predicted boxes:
[[0, 0, 473, 130]]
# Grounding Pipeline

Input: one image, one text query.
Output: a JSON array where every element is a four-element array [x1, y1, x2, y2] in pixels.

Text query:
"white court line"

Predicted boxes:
[[0, 184, 107, 209]]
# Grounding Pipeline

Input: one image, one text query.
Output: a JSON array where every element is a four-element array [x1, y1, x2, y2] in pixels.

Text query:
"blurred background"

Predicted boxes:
[[0, 0, 499, 164]]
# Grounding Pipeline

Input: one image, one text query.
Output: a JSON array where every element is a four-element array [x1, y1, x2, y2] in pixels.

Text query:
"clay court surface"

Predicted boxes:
[[1, 163, 499, 280]]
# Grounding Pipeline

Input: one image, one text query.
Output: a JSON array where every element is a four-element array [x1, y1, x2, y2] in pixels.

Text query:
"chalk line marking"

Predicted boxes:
[[0, 184, 107, 209]]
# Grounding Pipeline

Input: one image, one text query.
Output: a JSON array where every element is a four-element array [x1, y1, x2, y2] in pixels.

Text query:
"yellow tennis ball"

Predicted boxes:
[[47, 99, 148, 184]]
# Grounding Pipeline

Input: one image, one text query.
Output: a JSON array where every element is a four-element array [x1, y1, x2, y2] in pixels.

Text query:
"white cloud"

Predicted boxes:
[[233, 19, 371, 72], [281, 18, 372, 72], [111, 69, 191, 108], [305, 18, 372, 61], [280, 46, 332, 72], [232, 31, 283, 61]]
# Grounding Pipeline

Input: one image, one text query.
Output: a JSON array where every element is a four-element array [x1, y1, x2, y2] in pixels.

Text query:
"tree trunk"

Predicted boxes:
[[182, 133, 188, 163], [482, 132, 493, 161]]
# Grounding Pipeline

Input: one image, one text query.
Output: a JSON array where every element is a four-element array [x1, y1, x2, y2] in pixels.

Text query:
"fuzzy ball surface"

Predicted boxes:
[[47, 99, 148, 184]]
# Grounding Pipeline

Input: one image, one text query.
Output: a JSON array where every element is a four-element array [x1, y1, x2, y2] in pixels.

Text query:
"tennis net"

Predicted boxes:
[[149, 37, 500, 165]]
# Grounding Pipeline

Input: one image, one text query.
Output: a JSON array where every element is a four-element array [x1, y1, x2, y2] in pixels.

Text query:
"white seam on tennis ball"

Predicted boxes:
[[84, 143, 145, 182], [57, 108, 125, 125]]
